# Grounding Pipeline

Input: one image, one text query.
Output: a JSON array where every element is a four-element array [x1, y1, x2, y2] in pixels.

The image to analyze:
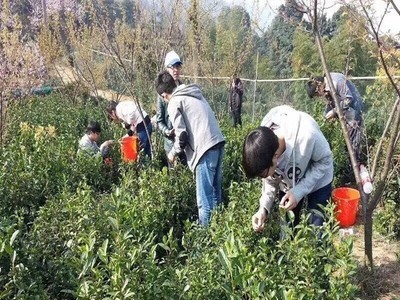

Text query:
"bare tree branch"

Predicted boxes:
[[371, 98, 400, 177], [389, 0, 400, 16], [368, 100, 400, 211]]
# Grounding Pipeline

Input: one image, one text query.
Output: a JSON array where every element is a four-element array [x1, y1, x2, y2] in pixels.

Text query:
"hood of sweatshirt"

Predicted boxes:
[[172, 84, 203, 100]]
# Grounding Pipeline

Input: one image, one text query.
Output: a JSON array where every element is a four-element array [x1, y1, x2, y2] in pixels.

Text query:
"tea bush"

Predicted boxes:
[[162, 181, 358, 299], [0, 94, 120, 217], [0, 93, 360, 299], [4, 164, 196, 299]]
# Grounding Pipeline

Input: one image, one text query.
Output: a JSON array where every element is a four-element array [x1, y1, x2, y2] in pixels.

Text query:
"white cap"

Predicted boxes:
[[164, 51, 182, 68]]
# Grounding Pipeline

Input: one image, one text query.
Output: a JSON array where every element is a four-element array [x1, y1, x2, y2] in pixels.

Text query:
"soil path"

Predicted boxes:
[[52, 65, 132, 101], [351, 221, 400, 299]]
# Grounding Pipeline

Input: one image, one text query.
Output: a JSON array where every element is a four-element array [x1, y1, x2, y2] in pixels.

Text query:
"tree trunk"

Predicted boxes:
[[42, 0, 47, 24], [364, 207, 374, 269]]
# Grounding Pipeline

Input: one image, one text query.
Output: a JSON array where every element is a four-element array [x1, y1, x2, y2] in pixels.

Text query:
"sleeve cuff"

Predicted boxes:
[[291, 187, 303, 204], [259, 197, 273, 214]]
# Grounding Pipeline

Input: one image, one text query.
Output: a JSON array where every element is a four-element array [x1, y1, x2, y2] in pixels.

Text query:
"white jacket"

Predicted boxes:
[[259, 105, 333, 213], [116, 101, 148, 127]]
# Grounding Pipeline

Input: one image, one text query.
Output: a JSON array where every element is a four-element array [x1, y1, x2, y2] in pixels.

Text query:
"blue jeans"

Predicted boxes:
[[285, 182, 332, 227], [195, 144, 224, 226], [137, 123, 152, 159]]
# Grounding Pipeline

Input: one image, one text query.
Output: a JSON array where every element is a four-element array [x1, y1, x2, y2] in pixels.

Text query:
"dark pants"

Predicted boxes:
[[281, 182, 332, 228], [137, 116, 152, 159], [230, 92, 242, 127], [232, 108, 242, 127]]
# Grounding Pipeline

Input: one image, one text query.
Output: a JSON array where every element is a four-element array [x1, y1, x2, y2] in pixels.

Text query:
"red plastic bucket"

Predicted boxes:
[[332, 187, 360, 227], [120, 135, 139, 162]]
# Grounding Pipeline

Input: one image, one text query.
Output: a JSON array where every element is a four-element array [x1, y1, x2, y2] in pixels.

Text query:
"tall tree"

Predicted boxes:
[[214, 5, 253, 76], [258, 0, 306, 105], [324, 5, 377, 77], [262, 0, 305, 78]]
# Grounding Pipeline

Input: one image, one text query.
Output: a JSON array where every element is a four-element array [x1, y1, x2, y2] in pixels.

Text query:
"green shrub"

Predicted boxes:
[[374, 199, 400, 239], [0, 95, 120, 217], [166, 181, 358, 299], [0, 93, 359, 299]]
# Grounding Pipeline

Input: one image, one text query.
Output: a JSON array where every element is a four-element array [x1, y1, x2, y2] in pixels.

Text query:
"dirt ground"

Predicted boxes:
[[51, 65, 132, 101], [350, 221, 400, 300]]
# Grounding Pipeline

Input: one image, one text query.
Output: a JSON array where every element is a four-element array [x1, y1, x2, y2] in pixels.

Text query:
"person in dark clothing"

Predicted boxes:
[[229, 74, 244, 127], [306, 72, 364, 164]]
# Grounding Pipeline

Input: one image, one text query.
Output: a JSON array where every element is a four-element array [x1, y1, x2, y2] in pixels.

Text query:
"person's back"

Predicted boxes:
[[107, 100, 152, 159], [116, 100, 148, 126], [168, 84, 224, 171], [346, 79, 364, 123], [156, 70, 225, 226], [306, 73, 365, 164]]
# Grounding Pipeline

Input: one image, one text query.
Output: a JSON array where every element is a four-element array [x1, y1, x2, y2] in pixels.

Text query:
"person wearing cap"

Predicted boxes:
[[155, 71, 225, 226], [78, 121, 114, 158], [156, 50, 187, 167], [106, 100, 152, 159]]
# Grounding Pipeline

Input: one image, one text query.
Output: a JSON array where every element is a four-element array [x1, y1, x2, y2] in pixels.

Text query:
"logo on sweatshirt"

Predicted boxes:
[[287, 166, 302, 183]]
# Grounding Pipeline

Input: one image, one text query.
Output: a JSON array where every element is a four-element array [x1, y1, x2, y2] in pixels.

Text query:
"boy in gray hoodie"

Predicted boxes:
[[242, 105, 333, 232], [155, 71, 225, 226]]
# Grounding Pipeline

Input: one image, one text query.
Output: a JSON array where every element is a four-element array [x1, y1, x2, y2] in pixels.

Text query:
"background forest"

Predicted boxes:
[[0, 0, 400, 299]]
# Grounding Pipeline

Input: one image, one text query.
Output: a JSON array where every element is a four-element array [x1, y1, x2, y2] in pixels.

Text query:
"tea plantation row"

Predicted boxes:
[[0, 93, 357, 299]]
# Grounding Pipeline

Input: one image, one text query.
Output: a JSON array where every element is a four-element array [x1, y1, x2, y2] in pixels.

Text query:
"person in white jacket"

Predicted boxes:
[[106, 100, 152, 159], [155, 70, 225, 226], [242, 105, 333, 232]]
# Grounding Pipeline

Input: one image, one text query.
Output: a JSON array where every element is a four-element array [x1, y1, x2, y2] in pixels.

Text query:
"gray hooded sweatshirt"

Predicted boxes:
[[259, 105, 333, 213], [167, 84, 225, 171]]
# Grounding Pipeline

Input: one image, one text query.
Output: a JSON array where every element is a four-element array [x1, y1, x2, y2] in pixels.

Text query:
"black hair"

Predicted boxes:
[[306, 76, 324, 98], [242, 126, 279, 179], [156, 70, 177, 96], [86, 121, 101, 134]]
